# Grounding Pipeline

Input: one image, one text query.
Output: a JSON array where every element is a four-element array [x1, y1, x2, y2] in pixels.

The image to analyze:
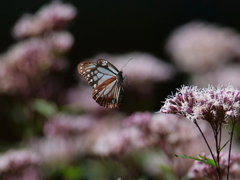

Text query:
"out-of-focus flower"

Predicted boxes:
[[0, 34, 73, 95], [166, 22, 240, 73], [122, 126, 153, 150], [149, 114, 179, 135], [13, 1, 77, 38], [32, 113, 126, 160], [188, 153, 240, 180], [82, 52, 176, 94], [0, 150, 39, 180], [43, 114, 96, 137], [151, 114, 203, 145], [87, 113, 127, 156], [47, 31, 74, 53], [30, 137, 86, 164], [91, 130, 127, 156], [0, 38, 52, 93], [64, 85, 112, 113], [122, 112, 205, 152], [190, 65, 240, 89], [160, 85, 240, 127], [123, 111, 151, 128], [122, 112, 206, 178]]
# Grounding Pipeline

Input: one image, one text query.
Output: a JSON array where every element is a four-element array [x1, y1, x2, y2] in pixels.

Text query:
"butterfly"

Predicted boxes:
[[77, 59, 124, 108]]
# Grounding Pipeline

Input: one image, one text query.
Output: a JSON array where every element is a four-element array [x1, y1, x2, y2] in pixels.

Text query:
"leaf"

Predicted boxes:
[[174, 154, 216, 168], [32, 99, 58, 118], [198, 155, 216, 168], [218, 139, 230, 152]]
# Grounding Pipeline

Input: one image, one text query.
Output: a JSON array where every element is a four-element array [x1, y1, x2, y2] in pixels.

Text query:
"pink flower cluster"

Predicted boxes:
[[191, 65, 240, 89], [160, 85, 240, 126], [13, 1, 77, 38], [188, 153, 240, 180], [43, 114, 96, 137], [166, 21, 240, 73], [0, 150, 39, 180], [0, 1, 75, 96]]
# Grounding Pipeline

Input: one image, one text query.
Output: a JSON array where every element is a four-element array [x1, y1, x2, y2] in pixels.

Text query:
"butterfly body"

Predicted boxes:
[[77, 59, 124, 108]]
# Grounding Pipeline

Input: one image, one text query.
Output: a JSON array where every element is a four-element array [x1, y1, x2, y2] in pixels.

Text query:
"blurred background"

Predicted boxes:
[[1, 0, 240, 179]]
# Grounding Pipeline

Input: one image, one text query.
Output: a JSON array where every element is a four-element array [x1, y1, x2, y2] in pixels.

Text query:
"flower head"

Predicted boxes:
[[123, 112, 151, 128], [43, 114, 96, 137], [13, 1, 77, 38], [0, 150, 39, 180], [166, 21, 240, 73], [160, 85, 240, 126], [191, 65, 240, 89], [64, 85, 111, 113], [188, 153, 240, 180]]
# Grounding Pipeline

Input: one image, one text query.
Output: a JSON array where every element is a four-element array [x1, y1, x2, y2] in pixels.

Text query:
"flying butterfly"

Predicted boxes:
[[77, 59, 130, 108]]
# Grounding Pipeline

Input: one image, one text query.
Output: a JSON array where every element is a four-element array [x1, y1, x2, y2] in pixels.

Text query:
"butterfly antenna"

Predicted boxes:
[[121, 58, 133, 71]]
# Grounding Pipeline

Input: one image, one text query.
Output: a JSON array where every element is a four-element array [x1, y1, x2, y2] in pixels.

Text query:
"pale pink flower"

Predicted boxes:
[[121, 126, 152, 150], [43, 114, 96, 137], [0, 150, 39, 180], [64, 85, 112, 113], [91, 130, 127, 156], [188, 153, 240, 180], [0, 38, 53, 93], [160, 85, 240, 126], [30, 137, 84, 163], [149, 114, 180, 135], [122, 112, 206, 178], [122, 112, 204, 153], [123, 111, 151, 128], [13, 1, 77, 38], [166, 21, 240, 73], [0, 35, 72, 95], [47, 31, 74, 52], [190, 65, 240, 89], [38, 1, 77, 28]]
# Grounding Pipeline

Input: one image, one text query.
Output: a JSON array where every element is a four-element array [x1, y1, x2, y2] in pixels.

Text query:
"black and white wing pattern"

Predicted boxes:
[[77, 59, 124, 108]]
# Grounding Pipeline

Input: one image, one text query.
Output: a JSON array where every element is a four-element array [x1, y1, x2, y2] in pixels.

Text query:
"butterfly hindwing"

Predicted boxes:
[[77, 59, 124, 108]]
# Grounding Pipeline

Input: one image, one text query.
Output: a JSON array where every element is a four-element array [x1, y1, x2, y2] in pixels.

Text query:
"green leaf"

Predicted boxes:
[[198, 154, 216, 168], [218, 139, 230, 152], [174, 154, 216, 168], [32, 99, 58, 118]]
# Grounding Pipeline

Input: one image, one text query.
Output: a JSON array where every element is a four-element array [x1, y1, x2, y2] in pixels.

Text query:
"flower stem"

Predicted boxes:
[[193, 120, 217, 167], [214, 128, 221, 180], [227, 117, 237, 180]]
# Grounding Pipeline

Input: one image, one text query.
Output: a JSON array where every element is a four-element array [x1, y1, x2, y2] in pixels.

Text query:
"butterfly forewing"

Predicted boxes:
[[78, 59, 119, 89], [77, 59, 124, 108]]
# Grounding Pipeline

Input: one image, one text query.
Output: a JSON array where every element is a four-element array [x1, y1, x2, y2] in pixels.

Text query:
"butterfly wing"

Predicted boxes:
[[92, 76, 123, 108], [77, 59, 123, 108], [77, 59, 119, 89]]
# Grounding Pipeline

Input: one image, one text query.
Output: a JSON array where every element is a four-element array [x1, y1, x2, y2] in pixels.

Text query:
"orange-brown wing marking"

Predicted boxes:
[[92, 76, 122, 108], [77, 60, 119, 89]]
